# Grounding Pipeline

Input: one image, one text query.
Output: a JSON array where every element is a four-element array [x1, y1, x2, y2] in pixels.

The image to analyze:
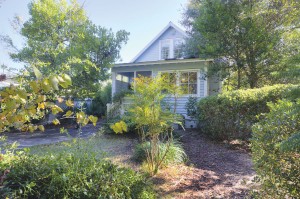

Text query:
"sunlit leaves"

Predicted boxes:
[[64, 110, 73, 118], [38, 125, 45, 132], [65, 99, 74, 107], [110, 121, 127, 134], [88, 115, 98, 126], [33, 66, 42, 80], [0, 68, 75, 133], [52, 119, 60, 125], [51, 105, 63, 115], [49, 75, 59, 90]]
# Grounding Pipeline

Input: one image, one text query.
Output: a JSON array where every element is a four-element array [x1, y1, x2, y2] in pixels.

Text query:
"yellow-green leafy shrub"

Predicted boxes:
[[251, 99, 300, 198], [197, 84, 299, 140]]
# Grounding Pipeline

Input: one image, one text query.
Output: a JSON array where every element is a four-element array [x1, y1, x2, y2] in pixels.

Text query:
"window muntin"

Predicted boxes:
[[179, 72, 197, 94], [174, 39, 184, 59], [161, 71, 197, 95], [160, 40, 171, 60]]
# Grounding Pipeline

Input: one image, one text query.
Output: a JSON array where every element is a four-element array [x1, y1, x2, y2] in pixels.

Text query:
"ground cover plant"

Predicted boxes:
[[0, 132, 155, 199]]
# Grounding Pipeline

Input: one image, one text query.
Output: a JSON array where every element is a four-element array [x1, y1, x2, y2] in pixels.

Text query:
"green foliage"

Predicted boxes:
[[183, 0, 300, 89], [1, 149, 155, 198], [185, 96, 198, 119], [87, 83, 112, 117], [251, 99, 300, 198], [111, 76, 184, 175], [3, 0, 129, 98], [112, 89, 133, 103], [133, 140, 187, 166], [197, 84, 299, 140]]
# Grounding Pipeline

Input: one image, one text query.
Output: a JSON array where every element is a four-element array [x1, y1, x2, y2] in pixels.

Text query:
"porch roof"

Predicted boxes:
[[112, 58, 213, 72]]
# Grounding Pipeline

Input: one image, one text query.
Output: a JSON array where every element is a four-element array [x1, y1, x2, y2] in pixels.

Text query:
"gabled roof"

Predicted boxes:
[[131, 21, 187, 63]]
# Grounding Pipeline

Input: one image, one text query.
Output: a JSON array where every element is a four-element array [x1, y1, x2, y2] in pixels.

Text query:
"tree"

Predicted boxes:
[[182, 0, 300, 89], [2, 0, 129, 98]]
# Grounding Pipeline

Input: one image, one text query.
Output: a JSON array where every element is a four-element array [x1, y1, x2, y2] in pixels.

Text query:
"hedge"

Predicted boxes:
[[251, 99, 300, 198], [197, 84, 299, 140]]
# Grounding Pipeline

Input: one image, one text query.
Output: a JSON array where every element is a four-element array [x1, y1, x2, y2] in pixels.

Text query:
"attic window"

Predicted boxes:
[[174, 39, 184, 59], [160, 40, 171, 60]]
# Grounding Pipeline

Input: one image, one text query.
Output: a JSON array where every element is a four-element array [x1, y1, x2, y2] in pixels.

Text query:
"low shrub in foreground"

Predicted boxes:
[[1, 151, 155, 199], [251, 99, 300, 198], [197, 84, 299, 140], [133, 140, 187, 167]]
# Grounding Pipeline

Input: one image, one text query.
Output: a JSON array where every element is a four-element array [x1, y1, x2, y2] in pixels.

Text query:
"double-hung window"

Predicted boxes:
[[160, 40, 171, 60], [161, 71, 198, 95], [174, 39, 184, 59]]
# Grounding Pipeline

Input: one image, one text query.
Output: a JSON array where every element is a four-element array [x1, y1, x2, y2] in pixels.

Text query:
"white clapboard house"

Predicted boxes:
[[109, 22, 221, 128]]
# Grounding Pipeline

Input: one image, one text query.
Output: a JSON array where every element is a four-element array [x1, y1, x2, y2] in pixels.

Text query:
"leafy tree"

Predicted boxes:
[[2, 0, 129, 98], [182, 0, 300, 89]]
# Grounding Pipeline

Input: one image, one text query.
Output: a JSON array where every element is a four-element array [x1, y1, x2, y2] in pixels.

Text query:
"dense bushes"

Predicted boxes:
[[87, 83, 112, 117], [1, 150, 155, 198], [251, 99, 300, 198], [197, 84, 299, 140]]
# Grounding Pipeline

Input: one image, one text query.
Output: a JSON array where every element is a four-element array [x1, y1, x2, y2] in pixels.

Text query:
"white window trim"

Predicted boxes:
[[159, 69, 200, 97]]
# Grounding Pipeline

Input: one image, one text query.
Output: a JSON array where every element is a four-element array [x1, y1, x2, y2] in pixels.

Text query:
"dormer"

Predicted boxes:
[[131, 22, 187, 63]]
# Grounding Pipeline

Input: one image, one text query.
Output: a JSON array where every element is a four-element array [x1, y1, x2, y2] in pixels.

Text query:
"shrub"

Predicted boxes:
[[251, 99, 300, 198], [87, 83, 112, 117], [111, 76, 183, 175], [133, 140, 187, 166], [197, 84, 299, 140], [1, 150, 155, 199]]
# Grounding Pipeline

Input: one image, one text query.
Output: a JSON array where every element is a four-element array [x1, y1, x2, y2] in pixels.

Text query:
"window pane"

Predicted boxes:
[[169, 73, 176, 84], [189, 72, 197, 84], [162, 72, 176, 85], [180, 72, 188, 83], [161, 47, 169, 59], [174, 39, 184, 59], [180, 84, 188, 94], [189, 84, 197, 94], [161, 40, 171, 60]]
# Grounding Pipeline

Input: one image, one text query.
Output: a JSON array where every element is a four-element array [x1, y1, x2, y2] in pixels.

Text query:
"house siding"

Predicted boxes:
[[135, 27, 185, 63]]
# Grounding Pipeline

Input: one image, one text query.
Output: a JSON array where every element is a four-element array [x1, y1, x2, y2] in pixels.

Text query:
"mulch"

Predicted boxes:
[[152, 130, 256, 199]]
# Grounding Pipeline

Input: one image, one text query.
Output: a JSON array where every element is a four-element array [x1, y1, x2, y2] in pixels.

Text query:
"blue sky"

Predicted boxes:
[[0, 0, 188, 70]]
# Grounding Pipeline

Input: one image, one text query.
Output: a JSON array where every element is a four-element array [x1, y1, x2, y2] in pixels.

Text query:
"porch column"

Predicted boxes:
[[111, 72, 116, 98]]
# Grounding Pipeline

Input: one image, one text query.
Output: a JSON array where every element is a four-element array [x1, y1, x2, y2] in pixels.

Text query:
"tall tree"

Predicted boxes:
[[182, 0, 299, 89], [2, 0, 129, 98]]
